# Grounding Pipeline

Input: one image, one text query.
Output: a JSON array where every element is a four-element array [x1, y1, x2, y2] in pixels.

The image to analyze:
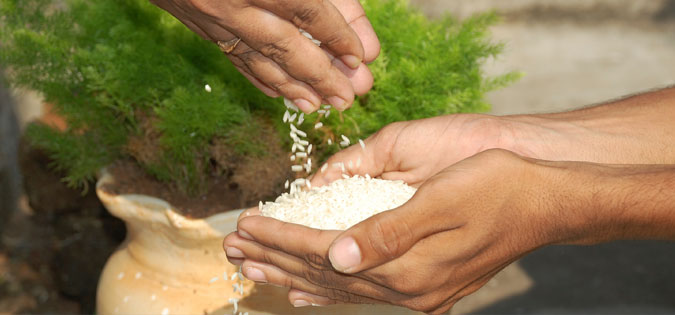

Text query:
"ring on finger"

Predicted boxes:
[[217, 37, 242, 54]]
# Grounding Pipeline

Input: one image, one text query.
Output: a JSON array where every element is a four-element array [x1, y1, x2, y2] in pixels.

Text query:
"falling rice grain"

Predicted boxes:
[[341, 134, 350, 143], [284, 98, 299, 112], [314, 122, 323, 129], [296, 129, 307, 138], [291, 165, 304, 172]]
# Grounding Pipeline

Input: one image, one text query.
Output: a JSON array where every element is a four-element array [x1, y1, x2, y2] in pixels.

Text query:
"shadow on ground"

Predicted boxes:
[[472, 241, 675, 314]]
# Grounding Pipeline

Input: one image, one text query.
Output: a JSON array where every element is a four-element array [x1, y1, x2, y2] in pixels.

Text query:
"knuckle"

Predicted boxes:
[[321, 30, 352, 49], [282, 274, 296, 289], [260, 38, 293, 66], [322, 288, 362, 304], [267, 79, 290, 93], [303, 73, 325, 87], [368, 220, 401, 260], [367, 217, 414, 260], [259, 248, 275, 265], [291, 3, 321, 29], [299, 261, 331, 285], [303, 252, 330, 269], [232, 50, 258, 66]]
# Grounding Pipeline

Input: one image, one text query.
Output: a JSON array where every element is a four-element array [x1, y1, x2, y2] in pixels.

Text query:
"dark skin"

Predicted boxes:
[[224, 87, 675, 313], [151, 0, 380, 112]]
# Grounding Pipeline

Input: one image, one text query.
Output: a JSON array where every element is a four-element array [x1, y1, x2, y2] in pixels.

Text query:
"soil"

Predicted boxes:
[[102, 159, 249, 218], [103, 116, 292, 218]]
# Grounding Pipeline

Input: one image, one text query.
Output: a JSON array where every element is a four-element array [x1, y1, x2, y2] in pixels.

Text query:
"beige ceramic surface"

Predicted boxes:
[[96, 170, 418, 315], [96, 170, 253, 315]]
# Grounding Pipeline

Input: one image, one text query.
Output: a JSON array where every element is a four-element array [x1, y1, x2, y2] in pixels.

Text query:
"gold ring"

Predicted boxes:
[[217, 38, 241, 54]]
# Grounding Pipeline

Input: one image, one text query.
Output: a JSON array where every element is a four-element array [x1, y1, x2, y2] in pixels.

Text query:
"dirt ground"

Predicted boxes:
[[2, 0, 675, 314]]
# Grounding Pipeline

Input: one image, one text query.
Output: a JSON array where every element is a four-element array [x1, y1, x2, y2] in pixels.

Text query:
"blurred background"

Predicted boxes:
[[1, 0, 674, 313]]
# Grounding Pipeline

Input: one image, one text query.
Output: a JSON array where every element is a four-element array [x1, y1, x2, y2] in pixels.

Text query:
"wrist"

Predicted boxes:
[[531, 161, 675, 245], [488, 115, 577, 161]]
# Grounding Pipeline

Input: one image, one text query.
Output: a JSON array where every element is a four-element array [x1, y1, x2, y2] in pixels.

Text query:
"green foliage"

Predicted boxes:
[[1, 0, 517, 194], [337, 0, 519, 137]]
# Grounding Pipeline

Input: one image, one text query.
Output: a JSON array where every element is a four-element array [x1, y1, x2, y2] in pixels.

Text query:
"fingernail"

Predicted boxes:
[[244, 267, 267, 283], [225, 247, 244, 258], [238, 230, 253, 240], [341, 55, 361, 69], [329, 237, 361, 273], [326, 96, 346, 110], [293, 300, 311, 307], [293, 99, 315, 113]]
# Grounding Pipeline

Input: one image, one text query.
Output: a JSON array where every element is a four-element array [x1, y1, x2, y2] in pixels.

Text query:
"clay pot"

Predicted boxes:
[[95, 170, 253, 314], [96, 170, 417, 314]]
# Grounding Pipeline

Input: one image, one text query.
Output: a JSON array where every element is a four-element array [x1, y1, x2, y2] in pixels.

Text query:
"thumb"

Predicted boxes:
[[328, 189, 445, 273]]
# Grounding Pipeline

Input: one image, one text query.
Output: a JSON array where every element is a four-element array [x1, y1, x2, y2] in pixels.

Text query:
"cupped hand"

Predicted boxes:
[[311, 114, 509, 188], [151, 0, 380, 112], [224, 149, 563, 313]]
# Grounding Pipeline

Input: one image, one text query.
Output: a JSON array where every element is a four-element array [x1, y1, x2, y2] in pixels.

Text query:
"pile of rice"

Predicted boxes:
[[260, 175, 416, 230]]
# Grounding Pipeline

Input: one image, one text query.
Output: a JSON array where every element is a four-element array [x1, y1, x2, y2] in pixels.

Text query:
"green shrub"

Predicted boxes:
[[0, 0, 518, 194]]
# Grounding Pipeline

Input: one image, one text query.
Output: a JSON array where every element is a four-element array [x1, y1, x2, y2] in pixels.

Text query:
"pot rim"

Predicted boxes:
[[96, 167, 244, 236]]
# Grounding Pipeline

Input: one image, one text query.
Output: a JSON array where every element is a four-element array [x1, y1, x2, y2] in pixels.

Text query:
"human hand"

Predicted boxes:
[[311, 114, 511, 188], [224, 149, 563, 313], [150, 0, 380, 112]]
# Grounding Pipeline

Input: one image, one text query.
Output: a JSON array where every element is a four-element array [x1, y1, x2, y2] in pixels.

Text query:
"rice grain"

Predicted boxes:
[[261, 176, 416, 230]]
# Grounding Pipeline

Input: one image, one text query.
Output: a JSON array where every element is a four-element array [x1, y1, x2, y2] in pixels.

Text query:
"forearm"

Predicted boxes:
[[536, 161, 675, 245], [499, 87, 675, 164]]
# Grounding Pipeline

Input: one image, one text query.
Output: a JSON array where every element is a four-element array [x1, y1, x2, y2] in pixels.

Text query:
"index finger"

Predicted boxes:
[[311, 141, 378, 188], [253, 0, 365, 68], [311, 127, 397, 187], [238, 215, 341, 265]]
